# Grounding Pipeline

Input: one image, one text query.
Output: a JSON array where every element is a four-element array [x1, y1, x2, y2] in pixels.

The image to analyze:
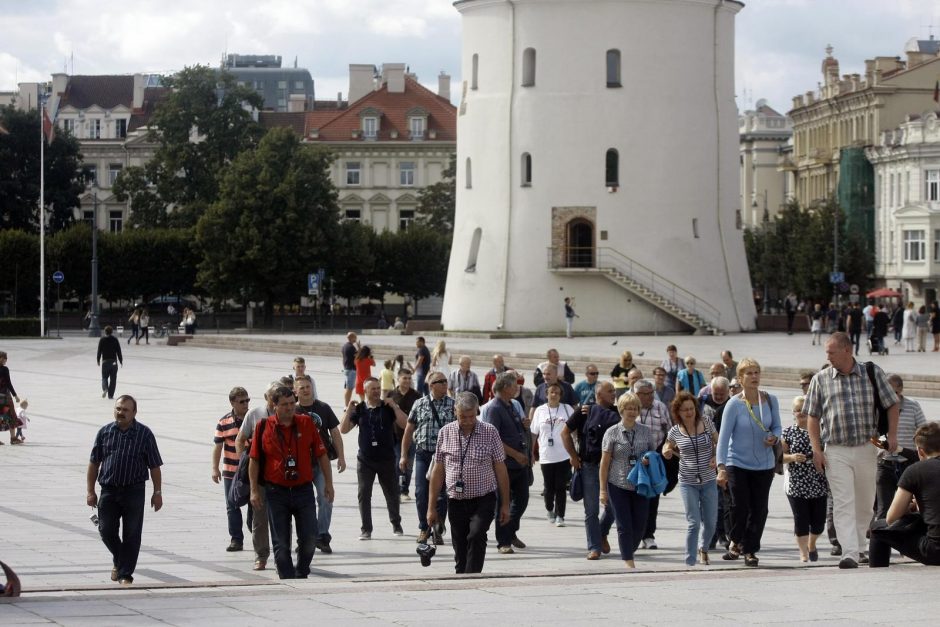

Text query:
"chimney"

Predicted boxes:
[[50, 72, 69, 114], [438, 71, 451, 101], [906, 51, 933, 69], [382, 63, 406, 93], [133, 73, 144, 109], [337, 91, 342, 108], [348, 64, 376, 104], [288, 93, 306, 113]]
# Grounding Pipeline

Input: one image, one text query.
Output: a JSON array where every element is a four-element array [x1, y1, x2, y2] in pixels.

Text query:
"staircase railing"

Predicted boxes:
[[547, 246, 721, 331]]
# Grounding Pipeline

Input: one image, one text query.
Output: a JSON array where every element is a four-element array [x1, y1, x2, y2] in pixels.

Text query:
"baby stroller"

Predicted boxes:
[[866, 335, 888, 356], [868, 311, 890, 356]]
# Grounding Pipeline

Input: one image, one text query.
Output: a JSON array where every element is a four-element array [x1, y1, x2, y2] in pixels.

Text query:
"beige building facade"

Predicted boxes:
[[739, 99, 792, 227]]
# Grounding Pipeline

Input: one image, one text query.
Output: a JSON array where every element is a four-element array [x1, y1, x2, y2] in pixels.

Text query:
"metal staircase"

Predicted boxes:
[[547, 247, 721, 335]]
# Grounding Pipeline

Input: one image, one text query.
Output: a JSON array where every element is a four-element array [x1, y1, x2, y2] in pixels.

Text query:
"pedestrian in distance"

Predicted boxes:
[[96, 326, 123, 399], [564, 297, 578, 338]]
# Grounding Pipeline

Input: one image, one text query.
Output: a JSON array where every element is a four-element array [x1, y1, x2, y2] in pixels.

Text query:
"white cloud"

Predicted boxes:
[[368, 16, 428, 38]]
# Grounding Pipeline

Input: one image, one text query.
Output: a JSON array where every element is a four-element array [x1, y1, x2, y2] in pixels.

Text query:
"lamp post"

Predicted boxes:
[[88, 183, 101, 337]]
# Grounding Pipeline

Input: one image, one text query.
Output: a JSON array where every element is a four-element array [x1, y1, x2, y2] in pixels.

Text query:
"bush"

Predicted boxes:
[[0, 318, 41, 336]]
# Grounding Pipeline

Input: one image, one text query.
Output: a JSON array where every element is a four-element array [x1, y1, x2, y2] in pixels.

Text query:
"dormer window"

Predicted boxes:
[[359, 107, 382, 140], [406, 106, 428, 141]]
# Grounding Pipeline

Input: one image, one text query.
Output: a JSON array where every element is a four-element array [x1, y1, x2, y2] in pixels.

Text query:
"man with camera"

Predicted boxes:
[[87, 395, 163, 585], [401, 370, 456, 543], [249, 386, 333, 579], [294, 374, 346, 554], [341, 378, 409, 540], [427, 392, 510, 573]]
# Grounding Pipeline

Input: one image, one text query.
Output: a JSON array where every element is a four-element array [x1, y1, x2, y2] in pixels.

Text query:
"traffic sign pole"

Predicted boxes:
[[52, 271, 65, 338]]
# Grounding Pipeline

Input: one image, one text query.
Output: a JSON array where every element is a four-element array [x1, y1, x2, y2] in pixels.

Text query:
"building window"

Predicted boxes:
[[606, 49, 621, 87], [409, 117, 426, 140], [83, 210, 94, 225], [108, 164, 122, 186], [115, 119, 127, 138], [465, 157, 472, 189], [926, 170, 940, 201], [294, 81, 304, 90], [109, 210, 123, 233], [466, 227, 482, 272], [400, 161, 416, 186], [89, 119, 101, 139], [692, 218, 700, 239], [63, 119, 75, 134], [344, 209, 361, 223], [363, 117, 378, 139], [278, 80, 287, 89], [471, 53, 479, 90], [83, 165, 97, 185], [346, 162, 361, 186], [605, 149, 619, 186], [903, 229, 925, 262], [522, 48, 536, 87], [399, 209, 415, 231], [935, 229, 940, 262], [521, 153, 532, 186]]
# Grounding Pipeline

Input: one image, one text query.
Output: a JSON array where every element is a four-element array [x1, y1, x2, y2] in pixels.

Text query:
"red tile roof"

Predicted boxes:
[[59, 75, 134, 109]]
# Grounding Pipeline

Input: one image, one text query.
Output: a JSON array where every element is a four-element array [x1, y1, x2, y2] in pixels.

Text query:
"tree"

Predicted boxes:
[[0, 106, 85, 233], [0, 229, 40, 315], [194, 128, 341, 325], [415, 152, 456, 232], [113, 65, 264, 228]]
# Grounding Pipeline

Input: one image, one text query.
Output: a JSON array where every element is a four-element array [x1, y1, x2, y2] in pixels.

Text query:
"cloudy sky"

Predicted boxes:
[[1, 0, 937, 114]]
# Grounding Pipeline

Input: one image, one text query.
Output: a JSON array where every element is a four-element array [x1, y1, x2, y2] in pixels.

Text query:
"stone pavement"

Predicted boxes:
[[0, 333, 938, 625]]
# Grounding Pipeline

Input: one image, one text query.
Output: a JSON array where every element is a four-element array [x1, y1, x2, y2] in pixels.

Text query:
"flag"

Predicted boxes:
[[934, 80, 939, 104], [42, 106, 54, 144]]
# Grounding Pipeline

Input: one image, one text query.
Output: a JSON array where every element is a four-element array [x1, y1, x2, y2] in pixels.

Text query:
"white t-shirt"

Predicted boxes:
[[530, 403, 574, 464]]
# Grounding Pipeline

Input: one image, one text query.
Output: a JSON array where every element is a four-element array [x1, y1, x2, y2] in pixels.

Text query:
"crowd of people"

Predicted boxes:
[[4, 326, 926, 584]]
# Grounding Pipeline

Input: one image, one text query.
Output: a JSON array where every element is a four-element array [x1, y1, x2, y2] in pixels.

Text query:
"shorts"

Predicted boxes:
[[343, 369, 356, 390]]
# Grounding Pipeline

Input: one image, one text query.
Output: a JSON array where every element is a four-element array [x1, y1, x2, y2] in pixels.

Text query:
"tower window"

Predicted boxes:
[[471, 53, 479, 90], [465, 157, 472, 189], [521, 153, 532, 186], [466, 227, 482, 272], [606, 49, 621, 87], [522, 48, 536, 87], [605, 149, 619, 187]]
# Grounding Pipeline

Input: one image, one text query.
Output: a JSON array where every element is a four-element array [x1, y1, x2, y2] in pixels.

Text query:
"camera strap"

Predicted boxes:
[[274, 420, 298, 460]]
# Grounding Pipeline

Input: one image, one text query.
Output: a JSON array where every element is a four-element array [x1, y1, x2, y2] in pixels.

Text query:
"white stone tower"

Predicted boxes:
[[441, 0, 756, 333]]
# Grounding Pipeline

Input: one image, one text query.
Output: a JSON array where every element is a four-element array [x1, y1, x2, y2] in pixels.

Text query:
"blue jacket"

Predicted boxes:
[[628, 451, 668, 498]]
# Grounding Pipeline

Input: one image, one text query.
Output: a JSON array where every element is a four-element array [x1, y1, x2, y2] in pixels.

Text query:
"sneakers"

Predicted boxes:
[[830, 543, 842, 556], [642, 537, 657, 549], [416, 529, 430, 544], [399, 493, 411, 503], [359, 531, 372, 541], [226, 540, 243, 552], [554, 517, 566, 527], [498, 545, 514, 554], [546, 510, 555, 522], [393, 524, 404, 536], [838, 557, 858, 569], [510, 535, 526, 549]]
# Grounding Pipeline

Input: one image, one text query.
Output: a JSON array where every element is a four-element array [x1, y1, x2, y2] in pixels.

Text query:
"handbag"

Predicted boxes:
[[229, 419, 267, 508], [741, 392, 784, 475], [569, 469, 584, 501]]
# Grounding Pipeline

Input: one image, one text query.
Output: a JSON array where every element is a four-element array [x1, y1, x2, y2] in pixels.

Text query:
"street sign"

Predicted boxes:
[[52, 271, 65, 284], [838, 281, 850, 293], [317, 268, 326, 285], [829, 271, 845, 284], [849, 284, 859, 295], [307, 272, 320, 296]]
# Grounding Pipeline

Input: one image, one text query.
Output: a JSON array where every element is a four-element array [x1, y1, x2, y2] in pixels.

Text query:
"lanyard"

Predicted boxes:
[[682, 422, 706, 479], [274, 420, 298, 458], [458, 426, 476, 481], [743, 396, 768, 433]]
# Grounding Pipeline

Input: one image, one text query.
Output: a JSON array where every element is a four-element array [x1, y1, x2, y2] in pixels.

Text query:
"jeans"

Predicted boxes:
[[679, 481, 718, 565], [495, 467, 530, 547], [414, 449, 447, 531], [100, 359, 118, 398], [869, 519, 940, 567], [416, 370, 428, 395], [394, 439, 415, 495], [607, 483, 649, 561], [581, 461, 615, 552], [448, 492, 497, 573], [264, 482, 317, 579], [874, 458, 912, 520], [726, 466, 775, 554], [98, 482, 146, 579], [540, 460, 570, 519], [312, 464, 332, 542], [826, 444, 877, 562], [850, 330, 861, 355], [222, 477, 248, 543], [357, 456, 402, 533]]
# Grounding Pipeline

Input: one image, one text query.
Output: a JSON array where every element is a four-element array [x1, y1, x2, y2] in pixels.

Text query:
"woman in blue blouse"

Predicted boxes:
[[716, 358, 781, 567]]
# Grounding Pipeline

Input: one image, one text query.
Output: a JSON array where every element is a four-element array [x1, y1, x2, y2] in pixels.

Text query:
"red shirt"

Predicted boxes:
[[250, 414, 326, 487]]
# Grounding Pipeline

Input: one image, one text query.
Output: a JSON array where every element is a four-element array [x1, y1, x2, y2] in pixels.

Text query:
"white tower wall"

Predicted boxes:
[[443, 0, 756, 333]]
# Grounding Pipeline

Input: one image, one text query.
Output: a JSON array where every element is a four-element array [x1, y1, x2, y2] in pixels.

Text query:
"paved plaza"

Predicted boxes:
[[1, 332, 939, 625]]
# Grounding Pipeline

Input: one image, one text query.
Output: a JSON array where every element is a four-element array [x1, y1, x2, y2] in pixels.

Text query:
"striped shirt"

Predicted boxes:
[[892, 396, 928, 455], [602, 422, 655, 491], [667, 423, 717, 485], [90, 420, 163, 487], [802, 361, 898, 447], [213, 411, 244, 479], [407, 395, 456, 451]]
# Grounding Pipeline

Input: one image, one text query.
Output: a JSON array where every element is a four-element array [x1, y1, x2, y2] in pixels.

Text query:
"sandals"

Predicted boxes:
[[722, 543, 741, 561]]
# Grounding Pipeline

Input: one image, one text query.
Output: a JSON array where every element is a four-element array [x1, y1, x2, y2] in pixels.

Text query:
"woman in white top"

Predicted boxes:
[[430, 340, 451, 379], [901, 301, 917, 352], [530, 383, 574, 526]]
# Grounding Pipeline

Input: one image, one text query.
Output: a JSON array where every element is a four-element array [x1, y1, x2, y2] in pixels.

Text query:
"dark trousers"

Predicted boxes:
[[127, 324, 138, 343], [827, 491, 839, 545], [394, 439, 415, 495], [100, 359, 118, 399], [607, 483, 650, 561], [414, 449, 447, 531], [874, 459, 912, 520], [98, 482, 145, 579], [495, 467, 530, 547], [726, 467, 775, 554], [416, 370, 428, 395], [265, 482, 317, 579], [222, 477, 251, 543], [850, 330, 861, 355], [869, 519, 940, 567], [711, 484, 732, 548], [540, 460, 570, 518], [137, 325, 149, 344], [357, 456, 401, 533], [787, 494, 827, 536], [643, 494, 661, 540], [786, 311, 796, 334], [448, 492, 497, 574]]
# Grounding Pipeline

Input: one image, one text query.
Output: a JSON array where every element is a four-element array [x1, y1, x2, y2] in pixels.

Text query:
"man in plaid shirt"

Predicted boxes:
[[428, 393, 509, 574], [635, 378, 673, 550]]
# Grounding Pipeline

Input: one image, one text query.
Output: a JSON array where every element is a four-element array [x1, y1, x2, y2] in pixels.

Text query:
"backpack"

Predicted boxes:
[[229, 419, 266, 508]]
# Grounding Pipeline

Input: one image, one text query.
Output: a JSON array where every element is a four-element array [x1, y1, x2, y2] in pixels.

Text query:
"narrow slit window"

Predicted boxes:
[[466, 227, 482, 272], [465, 157, 472, 189], [605, 149, 619, 187], [471, 53, 479, 90], [522, 48, 536, 87], [606, 49, 621, 87], [521, 153, 532, 186]]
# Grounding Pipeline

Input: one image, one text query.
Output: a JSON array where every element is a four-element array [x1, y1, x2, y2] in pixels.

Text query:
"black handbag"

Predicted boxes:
[[569, 469, 584, 502]]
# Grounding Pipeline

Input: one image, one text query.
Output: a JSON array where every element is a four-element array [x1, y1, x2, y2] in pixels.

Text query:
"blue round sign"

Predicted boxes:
[[52, 271, 65, 284]]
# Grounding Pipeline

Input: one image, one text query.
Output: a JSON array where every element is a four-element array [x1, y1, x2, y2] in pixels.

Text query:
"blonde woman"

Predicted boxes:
[[430, 340, 451, 379]]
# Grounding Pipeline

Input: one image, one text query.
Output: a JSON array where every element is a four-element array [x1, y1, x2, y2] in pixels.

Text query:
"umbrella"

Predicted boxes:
[[866, 288, 902, 299]]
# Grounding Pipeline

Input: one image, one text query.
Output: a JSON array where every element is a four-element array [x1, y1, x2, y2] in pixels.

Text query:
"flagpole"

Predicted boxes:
[[39, 92, 46, 338]]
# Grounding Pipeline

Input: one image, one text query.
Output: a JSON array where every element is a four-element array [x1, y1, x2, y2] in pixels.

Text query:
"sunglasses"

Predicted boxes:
[[431, 379, 447, 385], [586, 371, 599, 376], [235, 398, 250, 404]]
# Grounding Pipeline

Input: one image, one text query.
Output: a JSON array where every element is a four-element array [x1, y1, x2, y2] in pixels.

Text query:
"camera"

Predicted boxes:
[[284, 456, 299, 481], [416, 541, 437, 567], [90, 512, 99, 527]]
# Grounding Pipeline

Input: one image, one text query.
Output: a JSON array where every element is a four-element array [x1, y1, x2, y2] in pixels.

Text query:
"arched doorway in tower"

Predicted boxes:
[[566, 219, 594, 268]]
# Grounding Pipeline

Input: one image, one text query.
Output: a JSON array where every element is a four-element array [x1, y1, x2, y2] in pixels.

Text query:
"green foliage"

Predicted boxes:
[[0, 318, 40, 336], [415, 153, 456, 233], [744, 197, 874, 303], [330, 222, 378, 301], [0, 105, 85, 232], [113, 65, 264, 228], [98, 228, 199, 302], [0, 230, 40, 316], [194, 127, 341, 323]]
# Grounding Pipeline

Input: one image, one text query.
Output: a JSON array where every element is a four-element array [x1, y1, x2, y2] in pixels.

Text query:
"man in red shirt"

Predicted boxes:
[[249, 386, 334, 579]]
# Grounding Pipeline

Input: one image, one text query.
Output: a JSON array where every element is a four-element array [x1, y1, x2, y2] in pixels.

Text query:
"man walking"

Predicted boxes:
[[448, 356, 481, 398], [96, 326, 123, 399], [634, 379, 673, 550], [342, 332, 359, 407], [414, 337, 432, 395], [341, 378, 408, 540], [391, 369, 420, 501], [428, 392, 510, 574], [212, 386, 251, 552], [249, 386, 333, 579], [803, 332, 899, 569], [87, 395, 163, 584], [401, 371, 456, 543], [481, 372, 531, 554], [564, 297, 578, 338], [482, 354, 510, 402]]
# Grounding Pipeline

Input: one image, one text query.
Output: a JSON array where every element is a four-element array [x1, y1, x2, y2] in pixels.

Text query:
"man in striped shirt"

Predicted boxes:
[[212, 386, 251, 553], [87, 395, 163, 585]]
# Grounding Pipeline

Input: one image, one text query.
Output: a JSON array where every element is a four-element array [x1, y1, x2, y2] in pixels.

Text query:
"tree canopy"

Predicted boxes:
[[415, 152, 456, 233]]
